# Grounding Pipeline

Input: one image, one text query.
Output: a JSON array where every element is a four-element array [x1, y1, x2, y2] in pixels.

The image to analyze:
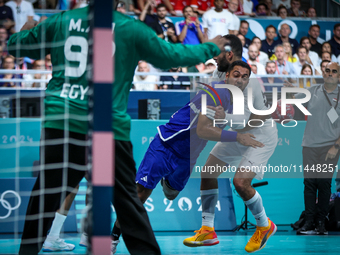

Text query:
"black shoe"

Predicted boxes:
[[297, 220, 317, 235], [316, 221, 328, 235]]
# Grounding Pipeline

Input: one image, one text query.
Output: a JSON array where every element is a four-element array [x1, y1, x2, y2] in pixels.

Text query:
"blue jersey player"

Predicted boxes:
[[135, 61, 264, 202]]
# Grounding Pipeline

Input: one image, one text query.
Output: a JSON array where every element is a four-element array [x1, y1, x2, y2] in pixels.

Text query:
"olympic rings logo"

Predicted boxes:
[[0, 190, 21, 220]]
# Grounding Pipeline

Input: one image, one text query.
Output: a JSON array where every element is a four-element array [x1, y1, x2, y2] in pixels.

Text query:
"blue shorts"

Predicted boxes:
[[136, 134, 194, 191]]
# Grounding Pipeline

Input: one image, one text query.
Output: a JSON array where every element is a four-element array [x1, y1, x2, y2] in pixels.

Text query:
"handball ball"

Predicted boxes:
[[271, 99, 295, 123]]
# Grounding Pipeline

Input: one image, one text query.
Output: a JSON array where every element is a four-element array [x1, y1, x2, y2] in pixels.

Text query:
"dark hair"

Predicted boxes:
[[299, 36, 310, 45], [301, 64, 313, 75], [334, 23, 340, 30], [307, 7, 317, 15], [156, 3, 167, 10], [222, 34, 243, 59], [256, 3, 268, 11], [241, 20, 249, 26], [320, 59, 331, 68], [309, 24, 320, 31], [251, 36, 262, 45], [265, 25, 276, 32], [297, 46, 308, 54], [182, 5, 193, 13], [321, 51, 331, 58], [321, 42, 332, 56], [228, 60, 251, 75], [277, 5, 287, 16]]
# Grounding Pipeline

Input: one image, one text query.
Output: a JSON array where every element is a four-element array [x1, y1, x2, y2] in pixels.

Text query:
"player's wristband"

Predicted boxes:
[[220, 130, 237, 142]]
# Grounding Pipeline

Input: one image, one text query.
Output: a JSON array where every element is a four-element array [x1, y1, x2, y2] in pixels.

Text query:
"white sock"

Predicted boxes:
[[202, 212, 215, 228], [47, 212, 67, 239], [201, 189, 218, 228], [244, 191, 269, 227]]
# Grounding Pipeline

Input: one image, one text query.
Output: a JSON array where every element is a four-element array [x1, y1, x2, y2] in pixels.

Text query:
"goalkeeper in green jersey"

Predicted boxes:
[[9, 7, 228, 255]]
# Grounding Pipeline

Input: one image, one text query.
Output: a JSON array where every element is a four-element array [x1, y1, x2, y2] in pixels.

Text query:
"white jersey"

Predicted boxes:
[[211, 68, 278, 180], [202, 9, 234, 39]]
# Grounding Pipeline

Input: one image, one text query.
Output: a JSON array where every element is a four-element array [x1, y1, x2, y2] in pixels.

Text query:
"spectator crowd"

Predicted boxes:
[[0, 0, 338, 90]]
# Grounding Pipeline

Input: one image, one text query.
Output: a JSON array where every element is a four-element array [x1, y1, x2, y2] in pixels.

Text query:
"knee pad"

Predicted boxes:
[[161, 178, 179, 200]]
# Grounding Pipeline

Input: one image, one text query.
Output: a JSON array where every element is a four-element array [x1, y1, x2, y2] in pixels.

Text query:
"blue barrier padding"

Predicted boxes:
[[92, 186, 112, 235]]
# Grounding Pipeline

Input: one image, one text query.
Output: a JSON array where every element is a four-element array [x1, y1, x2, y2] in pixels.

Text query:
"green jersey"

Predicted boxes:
[[8, 8, 221, 141]]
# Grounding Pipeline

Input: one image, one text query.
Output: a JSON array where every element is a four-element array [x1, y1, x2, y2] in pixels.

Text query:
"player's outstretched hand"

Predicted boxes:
[[236, 133, 264, 148], [208, 35, 228, 53], [206, 105, 225, 120]]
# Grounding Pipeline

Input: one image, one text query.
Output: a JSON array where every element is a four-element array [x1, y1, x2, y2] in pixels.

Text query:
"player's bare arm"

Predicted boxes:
[[196, 113, 264, 148]]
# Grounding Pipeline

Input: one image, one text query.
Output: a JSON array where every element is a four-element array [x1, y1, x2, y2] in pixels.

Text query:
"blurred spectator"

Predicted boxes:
[[255, 3, 268, 16], [0, 26, 8, 56], [23, 59, 51, 88], [227, 0, 240, 35], [277, 5, 287, 19], [298, 63, 315, 88], [138, 0, 176, 16], [15, 57, 33, 70], [282, 41, 297, 62], [308, 24, 322, 55], [320, 51, 332, 63], [315, 59, 330, 83], [276, 23, 299, 54], [293, 46, 316, 75], [263, 0, 276, 16], [139, 0, 158, 26], [241, 0, 255, 16], [250, 64, 257, 74], [0, 0, 14, 36], [6, 0, 34, 32], [190, 0, 213, 16], [273, 44, 296, 75], [202, 0, 235, 39], [251, 36, 269, 66], [119, 0, 141, 14], [133, 61, 159, 91], [295, 36, 319, 67], [237, 34, 248, 59], [287, 0, 305, 17], [0, 46, 3, 66], [45, 54, 52, 70], [170, 0, 188, 16], [204, 58, 217, 73], [247, 44, 266, 75], [150, 4, 177, 43], [239, 20, 251, 48], [261, 25, 277, 58], [187, 62, 205, 73], [320, 59, 330, 74], [0, 55, 21, 87], [270, 41, 297, 62], [320, 42, 338, 62], [262, 61, 283, 91], [160, 67, 190, 90], [117, 2, 127, 14], [328, 23, 340, 58], [307, 7, 316, 18], [273, 0, 290, 11], [175, 6, 203, 45]]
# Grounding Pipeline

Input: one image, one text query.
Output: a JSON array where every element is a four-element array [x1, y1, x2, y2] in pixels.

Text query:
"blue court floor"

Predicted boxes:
[[1, 228, 340, 255]]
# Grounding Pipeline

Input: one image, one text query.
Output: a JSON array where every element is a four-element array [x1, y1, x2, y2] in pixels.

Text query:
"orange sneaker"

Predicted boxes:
[[245, 218, 277, 253], [183, 226, 219, 247]]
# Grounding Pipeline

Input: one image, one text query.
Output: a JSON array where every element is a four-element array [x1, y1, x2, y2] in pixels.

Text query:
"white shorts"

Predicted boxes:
[[210, 125, 278, 180]]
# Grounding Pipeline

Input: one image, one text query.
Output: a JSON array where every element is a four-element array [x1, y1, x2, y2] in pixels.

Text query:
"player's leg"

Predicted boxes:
[[19, 128, 86, 255], [234, 169, 276, 253], [113, 140, 161, 255], [111, 134, 170, 254], [42, 185, 79, 252], [298, 147, 319, 235], [183, 154, 225, 247]]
